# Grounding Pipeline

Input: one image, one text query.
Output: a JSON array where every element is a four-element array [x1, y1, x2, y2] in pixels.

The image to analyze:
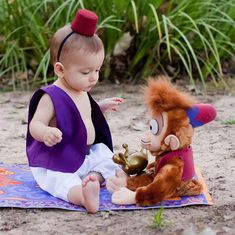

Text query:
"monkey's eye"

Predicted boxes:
[[149, 119, 159, 135]]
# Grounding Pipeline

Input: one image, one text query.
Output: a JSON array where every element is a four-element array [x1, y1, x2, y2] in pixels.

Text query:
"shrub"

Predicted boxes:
[[0, 0, 234, 90]]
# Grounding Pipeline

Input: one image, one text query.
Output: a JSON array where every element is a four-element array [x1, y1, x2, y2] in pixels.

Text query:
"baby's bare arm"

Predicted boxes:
[[98, 97, 124, 113], [29, 94, 62, 146]]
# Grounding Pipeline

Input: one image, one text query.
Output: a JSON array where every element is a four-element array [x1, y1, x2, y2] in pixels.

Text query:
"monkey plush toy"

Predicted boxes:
[[107, 78, 216, 206]]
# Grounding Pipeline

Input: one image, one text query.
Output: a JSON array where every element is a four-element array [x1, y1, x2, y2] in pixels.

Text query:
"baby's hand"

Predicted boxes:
[[42, 127, 62, 147], [99, 97, 124, 113]]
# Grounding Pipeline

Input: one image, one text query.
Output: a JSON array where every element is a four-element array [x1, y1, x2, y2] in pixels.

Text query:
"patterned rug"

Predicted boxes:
[[0, 163, 212, 211]]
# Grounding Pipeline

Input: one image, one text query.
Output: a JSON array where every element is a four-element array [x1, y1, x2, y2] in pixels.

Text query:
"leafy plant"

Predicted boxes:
[[150, 207, 172, 229], [0, 0, 234, 91], [224, 119, 235, 125]]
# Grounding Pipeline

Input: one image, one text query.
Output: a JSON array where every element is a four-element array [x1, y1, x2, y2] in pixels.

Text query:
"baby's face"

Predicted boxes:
[[62, 49, 105, 92]]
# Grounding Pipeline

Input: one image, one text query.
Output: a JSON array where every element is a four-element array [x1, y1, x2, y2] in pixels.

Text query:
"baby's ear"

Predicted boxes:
[[54, 62, 64, 77], [164, 134, 180, 150]]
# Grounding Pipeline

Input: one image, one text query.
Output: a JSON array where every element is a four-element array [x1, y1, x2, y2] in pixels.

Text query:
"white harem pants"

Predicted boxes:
[[30, 143, 119, 202]]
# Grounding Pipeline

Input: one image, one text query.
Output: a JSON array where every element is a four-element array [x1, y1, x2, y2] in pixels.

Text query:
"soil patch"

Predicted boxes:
[[0, 83, 234, 235]]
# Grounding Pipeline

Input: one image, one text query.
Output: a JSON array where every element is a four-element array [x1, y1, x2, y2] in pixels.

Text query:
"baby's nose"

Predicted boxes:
[[89, 72, 98, 82]]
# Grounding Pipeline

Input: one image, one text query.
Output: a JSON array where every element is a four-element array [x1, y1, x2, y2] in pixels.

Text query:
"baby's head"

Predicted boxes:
[[50, 24, 104, 67], [50, 9, 104, 91]]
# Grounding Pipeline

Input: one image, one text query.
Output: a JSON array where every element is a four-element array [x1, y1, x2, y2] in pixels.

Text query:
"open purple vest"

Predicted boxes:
[[155, 146, 195, 181], [26, 85, 113, 173]]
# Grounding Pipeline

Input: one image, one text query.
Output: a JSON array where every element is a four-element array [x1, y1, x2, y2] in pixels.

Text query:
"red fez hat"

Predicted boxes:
[[71, 9, 98, 36], [57, 9, 98, 61]]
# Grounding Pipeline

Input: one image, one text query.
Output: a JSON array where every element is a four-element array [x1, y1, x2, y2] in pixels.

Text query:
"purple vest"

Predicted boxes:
[[26, 85, 113, 173], [155, 146, 195, 181]]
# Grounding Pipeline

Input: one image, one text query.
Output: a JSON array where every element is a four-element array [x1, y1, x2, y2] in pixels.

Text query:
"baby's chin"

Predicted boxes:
[[83, 87, 92, 92], [84, 85, 95, 92], [78, 87, 91, 92]]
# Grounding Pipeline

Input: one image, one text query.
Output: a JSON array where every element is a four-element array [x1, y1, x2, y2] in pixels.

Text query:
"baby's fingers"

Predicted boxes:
[[51, 128, 62, 141], [111, 106, 118, 111], [112, 97, 124, 104], [44, 139, 56, 147], [44, 135, 61, 146], [43, 127, 62, 146]]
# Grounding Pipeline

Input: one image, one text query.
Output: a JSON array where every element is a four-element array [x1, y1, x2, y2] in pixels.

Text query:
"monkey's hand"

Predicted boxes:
[[146, 162, 155, 175], [112, 187, 136, 205]]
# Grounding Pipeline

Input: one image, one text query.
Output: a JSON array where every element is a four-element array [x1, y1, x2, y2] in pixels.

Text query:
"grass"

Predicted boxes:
[[224, 119, 235, 125], [150, 207, 172, 229], [0, 0, 235, 91]]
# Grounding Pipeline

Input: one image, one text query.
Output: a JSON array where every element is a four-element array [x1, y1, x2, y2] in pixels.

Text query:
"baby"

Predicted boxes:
[[26, 9, 123, 213]]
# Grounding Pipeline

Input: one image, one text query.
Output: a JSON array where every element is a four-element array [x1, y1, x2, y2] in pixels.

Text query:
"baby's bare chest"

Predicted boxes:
[[72, 93, 91, 119]]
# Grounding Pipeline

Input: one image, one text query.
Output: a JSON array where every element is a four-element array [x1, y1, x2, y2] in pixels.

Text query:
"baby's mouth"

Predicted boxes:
[[88, 84, 95, 89]]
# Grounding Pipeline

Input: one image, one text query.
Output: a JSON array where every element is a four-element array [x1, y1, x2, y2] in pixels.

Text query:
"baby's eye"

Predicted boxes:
[[95, 69, 100, 73], [149, 119, 159, 135], [81, 71, 90, 75]]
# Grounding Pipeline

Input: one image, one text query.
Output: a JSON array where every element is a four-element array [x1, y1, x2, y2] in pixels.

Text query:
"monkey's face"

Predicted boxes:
[[141, 112, 168, 152]]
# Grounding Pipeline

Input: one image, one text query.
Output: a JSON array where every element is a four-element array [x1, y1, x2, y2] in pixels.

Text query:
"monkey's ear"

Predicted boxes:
[[164, 134, 180, 150]]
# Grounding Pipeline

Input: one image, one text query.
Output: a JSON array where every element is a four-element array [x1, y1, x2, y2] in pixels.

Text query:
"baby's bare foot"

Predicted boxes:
[[106, 170, 128, 193], [116, 169, 128, 179], [82, 174, 100, 213]]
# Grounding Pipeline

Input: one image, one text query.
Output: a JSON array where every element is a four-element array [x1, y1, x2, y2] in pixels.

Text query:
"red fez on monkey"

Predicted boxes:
[[109, 78, 216, 206]]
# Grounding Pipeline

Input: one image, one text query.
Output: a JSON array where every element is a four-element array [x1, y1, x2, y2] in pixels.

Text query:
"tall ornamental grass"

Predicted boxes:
[[0, 0, 234, 91]]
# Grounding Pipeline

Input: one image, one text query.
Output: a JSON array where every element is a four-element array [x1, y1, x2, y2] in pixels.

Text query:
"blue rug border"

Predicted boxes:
[[0, 162, 212, 211]]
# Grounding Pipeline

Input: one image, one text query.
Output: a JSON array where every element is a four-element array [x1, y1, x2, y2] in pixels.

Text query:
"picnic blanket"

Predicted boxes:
[[0, 162, 212, 211]]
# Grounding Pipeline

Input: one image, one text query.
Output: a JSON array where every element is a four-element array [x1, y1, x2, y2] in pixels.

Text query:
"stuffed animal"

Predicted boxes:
[[107, 77, 216, 206]]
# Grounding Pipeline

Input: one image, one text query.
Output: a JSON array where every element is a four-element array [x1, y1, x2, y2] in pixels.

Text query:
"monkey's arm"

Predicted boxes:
[[135, 157, 183, 206], [127, 173, 154, 191], [112, 157, 184, 206]]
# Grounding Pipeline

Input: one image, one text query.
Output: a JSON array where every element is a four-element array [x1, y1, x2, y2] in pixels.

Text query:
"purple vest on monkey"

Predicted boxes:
[[26, 85, 113, 173]]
